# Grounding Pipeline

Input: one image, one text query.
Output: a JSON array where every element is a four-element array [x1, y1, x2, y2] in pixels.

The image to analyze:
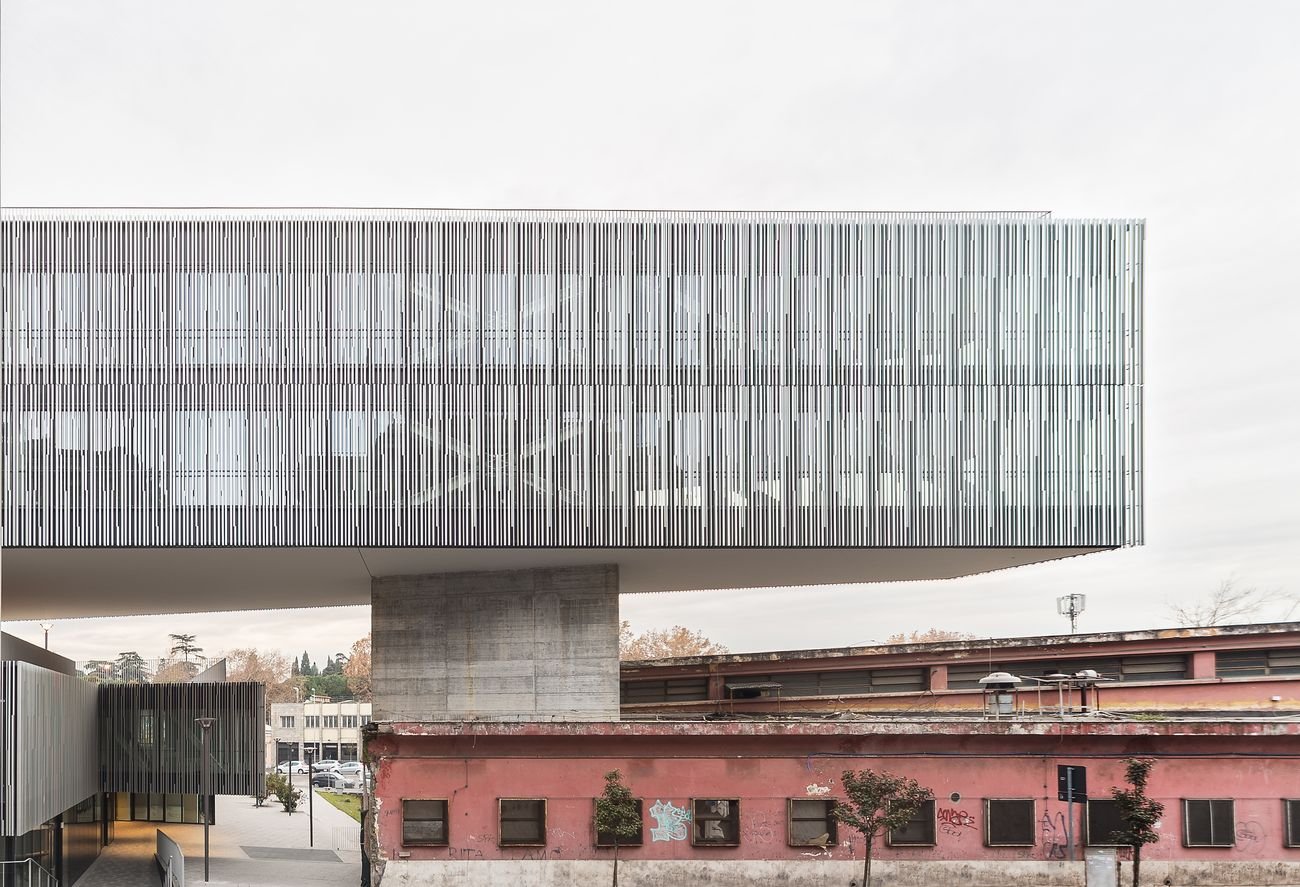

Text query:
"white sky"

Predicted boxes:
[[2, 0, 1298, 662]]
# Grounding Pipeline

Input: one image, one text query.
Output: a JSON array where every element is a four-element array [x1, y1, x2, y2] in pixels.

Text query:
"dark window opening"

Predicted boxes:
[[402, 799, 448, 846], [985, 799, 1035, 846], [888, 799, 936, 846], [499, 799, 546, 846], [1285, 800, 1300, 848], [788, 799, 838, 847], [1183, 799, 1235, 847], [1086, 799, 1125, 846], [692, 799, 740, 846]]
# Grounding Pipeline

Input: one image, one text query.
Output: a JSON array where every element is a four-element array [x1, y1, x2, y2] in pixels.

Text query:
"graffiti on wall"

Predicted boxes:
[[938, 806, 977, 839], [1041, 810, 1068, 860], [649, 799, 691, 842]]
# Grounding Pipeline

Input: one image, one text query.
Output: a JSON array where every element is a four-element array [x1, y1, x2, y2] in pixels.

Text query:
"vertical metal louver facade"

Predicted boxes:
[[1, 209, 1143, 549], [1, 662, 99, 836], [98, 682, 266, 796]]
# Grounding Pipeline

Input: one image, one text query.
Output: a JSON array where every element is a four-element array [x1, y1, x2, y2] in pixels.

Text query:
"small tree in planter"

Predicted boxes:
[[834, 768, 932, 887], [594, 770, 642, 887], [1109, 758, 1164, 887]]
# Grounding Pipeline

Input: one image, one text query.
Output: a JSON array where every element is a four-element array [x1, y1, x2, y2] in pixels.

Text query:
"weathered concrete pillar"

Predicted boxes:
[[371, 564, 620, 721]]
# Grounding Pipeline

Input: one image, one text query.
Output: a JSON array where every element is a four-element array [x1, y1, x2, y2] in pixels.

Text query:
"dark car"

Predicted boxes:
[[312, 771, 346, 788]]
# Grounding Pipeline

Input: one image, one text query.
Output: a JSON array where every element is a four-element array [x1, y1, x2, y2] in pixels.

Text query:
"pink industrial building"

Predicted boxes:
[[366, 623, 1300, 886]]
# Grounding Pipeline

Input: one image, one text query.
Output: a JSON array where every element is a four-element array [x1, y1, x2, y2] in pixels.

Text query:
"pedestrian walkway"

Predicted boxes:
[[77, 789, 362, 887]]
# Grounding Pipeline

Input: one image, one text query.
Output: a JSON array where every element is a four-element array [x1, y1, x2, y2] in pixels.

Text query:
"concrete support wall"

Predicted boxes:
[[372, 565, 619, 721]]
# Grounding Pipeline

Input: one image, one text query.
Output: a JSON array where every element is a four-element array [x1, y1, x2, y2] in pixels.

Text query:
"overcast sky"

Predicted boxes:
[[2, 0, 1298, 662]]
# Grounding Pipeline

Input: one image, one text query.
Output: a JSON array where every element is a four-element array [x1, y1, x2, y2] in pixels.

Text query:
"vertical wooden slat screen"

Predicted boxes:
[[1, 209, 1143, 550]]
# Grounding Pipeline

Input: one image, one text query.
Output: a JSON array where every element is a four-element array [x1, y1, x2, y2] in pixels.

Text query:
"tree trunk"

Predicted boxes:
[[612, 839, 619, 887], [863, 842, 872, 887], [1132, 845, 1141, 887]]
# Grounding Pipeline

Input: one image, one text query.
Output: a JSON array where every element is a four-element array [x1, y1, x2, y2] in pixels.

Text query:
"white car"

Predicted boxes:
[[334, 761, 364, 779], [312, 759, 341, 772], [275, 760, 310, 774]]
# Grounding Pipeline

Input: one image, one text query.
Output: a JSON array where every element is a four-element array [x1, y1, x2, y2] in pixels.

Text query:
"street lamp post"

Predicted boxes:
[[195, 717, 216, 883], [305, 747, 315, 847], [39, 622, 52, 650]]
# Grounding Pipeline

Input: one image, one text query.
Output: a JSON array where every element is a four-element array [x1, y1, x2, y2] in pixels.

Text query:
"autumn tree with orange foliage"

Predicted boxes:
[[343, 633, 372, 701]]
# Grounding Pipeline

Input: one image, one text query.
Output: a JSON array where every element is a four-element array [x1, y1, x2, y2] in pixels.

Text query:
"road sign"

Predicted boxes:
[[1057, 765, 1088, 802]]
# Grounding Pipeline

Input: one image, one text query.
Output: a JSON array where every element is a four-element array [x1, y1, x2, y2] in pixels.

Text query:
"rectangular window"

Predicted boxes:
[[985, 799, 1036, 846], [594, 799, 644, 847], [1216, 649, 1300, 678], [499, 799, 546, 846], [1086, 799, 1125, 845], [887, 799, 936, 846], [304, 716, 320, 728], [322, 716, 339, 728], [787, 799, 838, 846], [360, 715, 372, 726], [1183, 799, 1235, 847], [402, 800, 448, 846], [1285, 800, 1300, 848], [342, 716, 357, 728], [279, 716, 294, 728], [692, 799, 740, 846]]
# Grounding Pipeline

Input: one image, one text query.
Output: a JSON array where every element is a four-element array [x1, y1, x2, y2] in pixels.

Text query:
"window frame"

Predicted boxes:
[[1182, 798, 1236, 848], [690, 798, 741, 847], [886, 798, 936, 847], [1085, 799, 1125, 846], [498, 798, 547, 847], [1285, 799, 1300, 848], [984, 798, 1036, 847], [401, 798, 449, 847], [787, 798, 838, 847], [593, 798, 645, 848]]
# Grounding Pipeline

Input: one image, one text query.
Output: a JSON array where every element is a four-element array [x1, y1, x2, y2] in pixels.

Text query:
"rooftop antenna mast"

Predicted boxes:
[[1057, 594, 1086, 634]]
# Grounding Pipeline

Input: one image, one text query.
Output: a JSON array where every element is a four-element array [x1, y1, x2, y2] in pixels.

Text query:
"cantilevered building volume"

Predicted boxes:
[[3, 209, 1142, 608], [3, 208, 1144, 884]]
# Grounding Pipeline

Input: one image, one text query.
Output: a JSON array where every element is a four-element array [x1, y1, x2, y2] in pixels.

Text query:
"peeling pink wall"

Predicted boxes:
[[370, 732, 1300, 866]]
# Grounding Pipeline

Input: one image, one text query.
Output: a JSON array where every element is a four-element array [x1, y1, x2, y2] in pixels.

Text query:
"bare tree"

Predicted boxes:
[[1167, 578, 1297, 627], [619, 622, 728, 660]]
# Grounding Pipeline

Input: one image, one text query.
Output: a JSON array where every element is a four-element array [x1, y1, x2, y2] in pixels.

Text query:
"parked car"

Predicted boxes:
[[311, 759, 341, 772], [275, 760, 310, 774], [312, 771, 351, 788], [334, 761, 363, 778]]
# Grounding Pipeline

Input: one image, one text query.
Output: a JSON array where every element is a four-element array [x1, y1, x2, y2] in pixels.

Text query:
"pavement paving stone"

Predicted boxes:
[[76, 788, 362, 887]]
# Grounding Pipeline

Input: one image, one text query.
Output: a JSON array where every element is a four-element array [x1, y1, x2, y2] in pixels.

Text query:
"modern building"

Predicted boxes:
[[270, 699, 373, 765], [367, 623, 1300, 886], [0, 634, 265, 884], [3, 208, 1146, 884]]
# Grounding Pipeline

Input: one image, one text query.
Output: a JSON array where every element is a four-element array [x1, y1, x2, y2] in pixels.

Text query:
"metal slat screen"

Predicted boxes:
[[0, 661, 99, 837], [98, 682, 265, 796], [2, 210, 1143, 549]]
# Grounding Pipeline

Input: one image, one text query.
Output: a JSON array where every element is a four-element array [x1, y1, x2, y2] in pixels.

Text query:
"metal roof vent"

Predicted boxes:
[[979, 672, 1022, 718]]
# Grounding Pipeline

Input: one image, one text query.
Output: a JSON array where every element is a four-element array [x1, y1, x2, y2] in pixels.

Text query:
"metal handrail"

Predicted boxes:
[[0, 858, 59, 886]]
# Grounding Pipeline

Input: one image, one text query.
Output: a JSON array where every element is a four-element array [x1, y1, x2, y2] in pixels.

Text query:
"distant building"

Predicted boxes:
[[270, 699, 373, 764]]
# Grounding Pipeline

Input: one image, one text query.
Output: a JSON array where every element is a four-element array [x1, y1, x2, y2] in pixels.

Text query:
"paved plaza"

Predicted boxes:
[[78, 789, 362, 887]]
